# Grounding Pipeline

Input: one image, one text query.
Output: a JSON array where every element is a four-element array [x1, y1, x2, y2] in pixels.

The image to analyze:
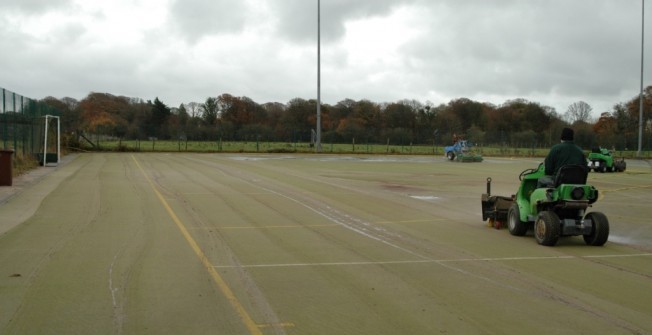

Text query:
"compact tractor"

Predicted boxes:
[[481, 163, 609, 246], [445, 140, 483, 162], [587, 147, 626, 172]]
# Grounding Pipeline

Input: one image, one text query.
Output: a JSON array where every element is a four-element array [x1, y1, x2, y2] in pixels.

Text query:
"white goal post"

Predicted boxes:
[[42, 115, 61, 166]]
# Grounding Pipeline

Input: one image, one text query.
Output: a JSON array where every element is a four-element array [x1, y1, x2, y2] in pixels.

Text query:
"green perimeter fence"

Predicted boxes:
[[1, 87, 61, 159], [90, 138, 652, 159]]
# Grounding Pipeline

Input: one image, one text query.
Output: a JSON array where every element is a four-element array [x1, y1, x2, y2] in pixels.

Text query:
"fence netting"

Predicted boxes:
[[1, 87, 61, 159]]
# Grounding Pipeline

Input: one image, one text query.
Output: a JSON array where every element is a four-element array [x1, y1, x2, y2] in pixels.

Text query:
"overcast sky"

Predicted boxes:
[[1, 0, 650, 118]]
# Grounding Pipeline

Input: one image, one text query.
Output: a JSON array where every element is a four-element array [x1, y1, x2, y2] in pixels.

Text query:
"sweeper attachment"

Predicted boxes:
[[481, 178, 513, 229], [481, 163, 609, 246]]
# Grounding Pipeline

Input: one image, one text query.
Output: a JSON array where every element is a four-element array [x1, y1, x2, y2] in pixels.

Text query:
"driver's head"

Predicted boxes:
[[561, 127, 574, 141]]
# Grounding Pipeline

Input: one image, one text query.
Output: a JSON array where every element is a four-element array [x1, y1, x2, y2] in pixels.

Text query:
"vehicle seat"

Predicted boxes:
[[554, 165, 588, 186]]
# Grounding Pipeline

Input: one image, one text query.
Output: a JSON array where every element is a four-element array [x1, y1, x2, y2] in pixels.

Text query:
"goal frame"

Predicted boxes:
[[42, 115, 61, 166]]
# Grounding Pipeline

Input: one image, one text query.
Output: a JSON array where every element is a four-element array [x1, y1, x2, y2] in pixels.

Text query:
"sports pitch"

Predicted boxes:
[[1, 153, 651, 334]]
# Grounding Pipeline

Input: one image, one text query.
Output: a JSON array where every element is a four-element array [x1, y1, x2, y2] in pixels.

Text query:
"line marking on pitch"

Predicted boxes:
[[191, 219, 445, 231], [191, 223, 341, 230], [602, 184, 652, 193], [213, 253, 652, 269], [131, 155, 264, 335], [190, 219, 446, 230]]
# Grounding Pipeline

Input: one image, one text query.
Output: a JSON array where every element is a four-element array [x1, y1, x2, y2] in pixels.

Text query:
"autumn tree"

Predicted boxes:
[[382, 101, 418, 144], [261, 102, 286, 138], [336, 100, 381, 142], [41, 96, 80, 133], [593, 112, 618, 149], [56, 87, 651, 150], [280, 98, 314, 142], [482, 99, 554, 145], [413, 103, 437, 143], [384, 101, 416, 130], [447, 98, 486, 133], [78, 93, 131, 140]]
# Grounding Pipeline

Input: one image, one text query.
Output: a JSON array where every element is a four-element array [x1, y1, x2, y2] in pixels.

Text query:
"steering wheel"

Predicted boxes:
[[519, 168, 537, 181]]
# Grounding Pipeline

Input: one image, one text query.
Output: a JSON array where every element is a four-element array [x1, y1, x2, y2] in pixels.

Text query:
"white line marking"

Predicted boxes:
[[253, 184, 431, 260], [213, 253, 652, 269]]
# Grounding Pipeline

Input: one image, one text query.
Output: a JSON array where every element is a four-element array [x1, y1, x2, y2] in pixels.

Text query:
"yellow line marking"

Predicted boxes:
[[131, 155, 263, 335], [258, 322, 296, 329]]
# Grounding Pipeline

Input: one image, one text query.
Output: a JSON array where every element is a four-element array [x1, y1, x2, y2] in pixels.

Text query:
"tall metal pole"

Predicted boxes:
[[316, 0, 322, 152], [639, 0, 645, 157]]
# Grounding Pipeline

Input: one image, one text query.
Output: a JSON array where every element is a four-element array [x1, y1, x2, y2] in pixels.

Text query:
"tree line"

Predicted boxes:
[[41, 88, 652, 150]]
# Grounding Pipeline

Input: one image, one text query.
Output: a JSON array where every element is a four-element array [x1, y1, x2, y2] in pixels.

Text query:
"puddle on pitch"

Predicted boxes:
[[409, 195, 441, 202]]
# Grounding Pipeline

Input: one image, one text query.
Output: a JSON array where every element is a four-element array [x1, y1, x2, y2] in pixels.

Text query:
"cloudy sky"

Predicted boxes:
[[1, 0, 650, 118]]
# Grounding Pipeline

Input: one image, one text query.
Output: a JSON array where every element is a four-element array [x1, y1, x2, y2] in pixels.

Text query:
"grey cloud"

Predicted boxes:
[[271, 0, 419, 43], [169, 0, 248, 42], [0, 0, 71, 13], [1, 0, 650, 117], [400, 0, 645, 107]]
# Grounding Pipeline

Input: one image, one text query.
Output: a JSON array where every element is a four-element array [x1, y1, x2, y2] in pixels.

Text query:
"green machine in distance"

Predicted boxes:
[[587, 147, 626, 172]]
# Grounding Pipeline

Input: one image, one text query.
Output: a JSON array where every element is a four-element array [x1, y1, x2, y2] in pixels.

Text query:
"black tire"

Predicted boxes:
[[615, 161, 626, 172], [447, 152, 455, 161], [583, 212, 609, 246], [606, 166, 613, 172], [534, 211, 560, 246], [507, 203, 528, 236]]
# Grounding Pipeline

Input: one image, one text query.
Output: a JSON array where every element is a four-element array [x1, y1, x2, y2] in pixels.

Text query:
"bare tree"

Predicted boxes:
[[565, 101, 592, 124], [186, 102, 200, 118]]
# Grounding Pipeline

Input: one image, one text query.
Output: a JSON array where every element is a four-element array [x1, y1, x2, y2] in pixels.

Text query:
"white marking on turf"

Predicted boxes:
[[213, 253, 652, 269]]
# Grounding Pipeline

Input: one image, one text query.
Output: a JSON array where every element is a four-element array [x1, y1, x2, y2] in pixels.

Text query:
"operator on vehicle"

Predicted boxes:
[[538, 127, 587, 187]]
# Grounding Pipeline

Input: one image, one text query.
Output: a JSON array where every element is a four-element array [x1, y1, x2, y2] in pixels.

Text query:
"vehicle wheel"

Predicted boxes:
[[583, 212, 609, 246], [447, 152, 455, 161], [606, 166, 613, 172], [597, 164, 605, 173], [534, 211, 560, 246], [507, 203, 528, 236], [615, 161, 626, 172]]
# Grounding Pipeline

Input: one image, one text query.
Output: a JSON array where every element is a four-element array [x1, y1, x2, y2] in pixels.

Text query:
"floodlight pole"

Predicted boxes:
[[316, 0, 323, 152], [639, 0, 645, 157]]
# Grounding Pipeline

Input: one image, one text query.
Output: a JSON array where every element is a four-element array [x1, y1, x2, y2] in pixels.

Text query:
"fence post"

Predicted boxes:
[[2, 88, 6, 149]]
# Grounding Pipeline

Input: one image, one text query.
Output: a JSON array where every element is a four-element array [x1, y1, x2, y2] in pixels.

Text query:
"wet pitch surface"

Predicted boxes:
[[1, 153, 651, 334]]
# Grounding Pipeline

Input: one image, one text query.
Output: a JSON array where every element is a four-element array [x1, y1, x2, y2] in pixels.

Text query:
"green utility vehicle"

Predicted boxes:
[[587, 147, 626, 172], [481, 163, 609, 246]]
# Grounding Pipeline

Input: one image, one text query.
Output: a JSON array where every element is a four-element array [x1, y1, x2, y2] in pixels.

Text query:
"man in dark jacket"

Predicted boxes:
[[539, 127, 587, 187]]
